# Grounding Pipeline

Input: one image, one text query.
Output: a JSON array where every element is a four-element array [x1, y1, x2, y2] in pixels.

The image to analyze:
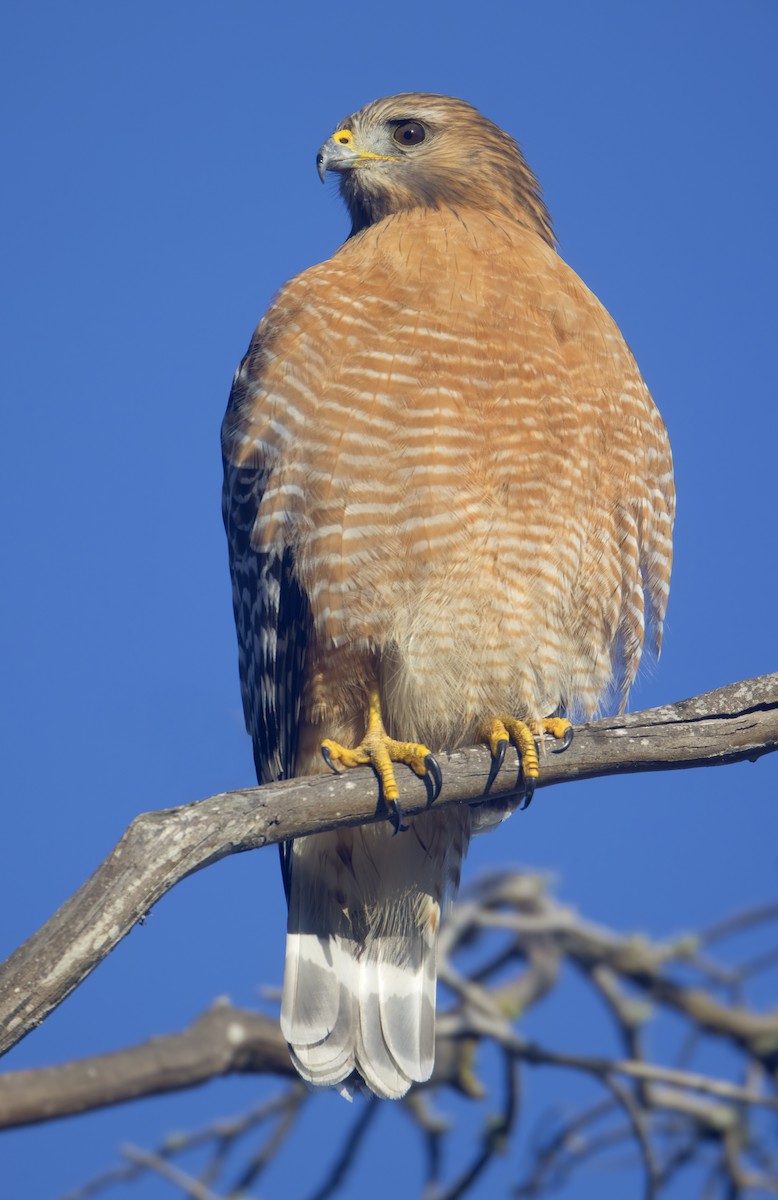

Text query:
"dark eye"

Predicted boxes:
[[392, 121, 426, 147]]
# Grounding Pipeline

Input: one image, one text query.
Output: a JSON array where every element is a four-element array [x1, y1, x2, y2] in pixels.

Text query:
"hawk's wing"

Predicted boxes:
[[222, 353, 311, 894]]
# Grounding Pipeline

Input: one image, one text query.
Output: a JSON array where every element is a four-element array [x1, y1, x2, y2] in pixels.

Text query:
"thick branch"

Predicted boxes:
[[0, 674, 775, 1058], [0, 1002, 294, 1130], [2, 993, 774, 1131], [0, 999, 484, 1130]]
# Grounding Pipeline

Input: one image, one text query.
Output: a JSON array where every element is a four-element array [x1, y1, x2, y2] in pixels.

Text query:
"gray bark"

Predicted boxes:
[[0, 673, 775, 1062]]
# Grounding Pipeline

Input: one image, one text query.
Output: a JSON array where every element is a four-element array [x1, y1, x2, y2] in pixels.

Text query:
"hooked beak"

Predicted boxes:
[[316, 129, 398, 183], [316, 136, 358, 183]]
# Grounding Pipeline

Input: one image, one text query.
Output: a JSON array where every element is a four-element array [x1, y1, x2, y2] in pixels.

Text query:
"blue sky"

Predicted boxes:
[[2, 2, 777, 1197]]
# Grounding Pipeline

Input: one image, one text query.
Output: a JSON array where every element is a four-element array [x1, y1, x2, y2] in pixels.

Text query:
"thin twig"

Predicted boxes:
[[305, 1096, 382, 1200], [119, 1146, 221, 1200], [229, 1084, 307, 1191], [599, 1074, 659, 1200], [517, 1040, 778, 1109], [698, 902, 778, 948], [434, 1050, 520, 1200]]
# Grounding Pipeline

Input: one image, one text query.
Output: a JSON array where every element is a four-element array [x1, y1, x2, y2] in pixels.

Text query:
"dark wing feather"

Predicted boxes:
[[222, 364, 311, 898]]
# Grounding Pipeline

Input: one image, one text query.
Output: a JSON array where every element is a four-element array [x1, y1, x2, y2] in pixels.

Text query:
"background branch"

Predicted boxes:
[[0, 673, 775, 1060], [0, 1003, 294, 1130], [6, 869, 777, 1199]]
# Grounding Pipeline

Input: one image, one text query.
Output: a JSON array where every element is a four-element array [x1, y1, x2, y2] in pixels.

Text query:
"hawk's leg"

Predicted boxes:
[[481, 715, 574, 808], [321, 685, 442, 833]]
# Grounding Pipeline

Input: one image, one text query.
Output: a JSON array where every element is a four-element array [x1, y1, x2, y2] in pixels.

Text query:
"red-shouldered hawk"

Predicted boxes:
[[222, 94, 674, 1099]]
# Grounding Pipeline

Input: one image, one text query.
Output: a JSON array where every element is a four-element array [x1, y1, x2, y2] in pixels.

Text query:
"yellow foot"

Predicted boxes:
[[321, 685, 442, 833], [480, 715, 574, 809]]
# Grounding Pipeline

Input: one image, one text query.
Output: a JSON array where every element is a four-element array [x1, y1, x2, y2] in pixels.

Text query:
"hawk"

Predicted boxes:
[[222, 93, 674, 1099]]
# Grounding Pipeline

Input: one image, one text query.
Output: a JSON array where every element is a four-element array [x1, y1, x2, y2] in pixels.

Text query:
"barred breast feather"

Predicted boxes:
[[222, 93, 674, 1098]]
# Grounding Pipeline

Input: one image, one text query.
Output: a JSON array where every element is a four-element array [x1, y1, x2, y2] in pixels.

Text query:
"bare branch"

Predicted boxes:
[[7, 983, 771, 1135], [514, 1040, 778, 1109], [118, 1146, 221, 1200], [433, 1050, 520, 1200], [10, 858, 778, 1200], [0, 1002, 295, 1130], [304, 1097, 381, 1200], [61, 1089, 306, 1200], [227, 1086, 308, 1193], [597, 1073, 659, 1200], [0, 674, 775, 1061]]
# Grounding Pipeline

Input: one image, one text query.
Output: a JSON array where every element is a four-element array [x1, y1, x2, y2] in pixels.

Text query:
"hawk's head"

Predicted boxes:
[[317, 92, 554, 247]]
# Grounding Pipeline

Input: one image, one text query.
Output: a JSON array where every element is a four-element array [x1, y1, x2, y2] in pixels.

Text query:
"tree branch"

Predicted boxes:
[[1, 673, 775, 1059], [4, 986, 775, 1133], [5, 861, 778, 1199], [0, 1001, 295, 1130]]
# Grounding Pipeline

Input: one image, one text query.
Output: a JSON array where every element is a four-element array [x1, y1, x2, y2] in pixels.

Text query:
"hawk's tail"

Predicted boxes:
[[279, 811, 469, 1099]]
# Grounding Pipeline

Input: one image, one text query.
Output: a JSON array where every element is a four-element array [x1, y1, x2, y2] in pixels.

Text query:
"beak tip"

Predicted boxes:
[[316, 152, 327, 184]]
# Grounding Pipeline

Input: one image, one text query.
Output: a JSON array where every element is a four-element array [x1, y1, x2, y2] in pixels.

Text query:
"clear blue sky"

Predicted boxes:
[[2, 2, 776, 1197]]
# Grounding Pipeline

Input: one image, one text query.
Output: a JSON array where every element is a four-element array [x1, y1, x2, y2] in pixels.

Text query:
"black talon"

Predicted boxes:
[[519, 775, 536, 811], [389, 797, 409, 836], [484, 738, 508, 795], [321, 745, 342, 776], [552, 725, 575, 754], [424, 753, 443, 801]]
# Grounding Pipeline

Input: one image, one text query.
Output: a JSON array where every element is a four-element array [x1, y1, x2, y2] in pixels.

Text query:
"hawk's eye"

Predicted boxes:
[[392, 121, 426, 147]]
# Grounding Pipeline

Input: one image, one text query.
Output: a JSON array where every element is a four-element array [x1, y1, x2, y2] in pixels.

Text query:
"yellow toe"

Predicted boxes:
[[481, 712, 574, 803], [320, 686, 442, 807]]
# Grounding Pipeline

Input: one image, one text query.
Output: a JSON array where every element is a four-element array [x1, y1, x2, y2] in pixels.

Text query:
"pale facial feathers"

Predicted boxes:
[[322, 92, 555, 245]]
